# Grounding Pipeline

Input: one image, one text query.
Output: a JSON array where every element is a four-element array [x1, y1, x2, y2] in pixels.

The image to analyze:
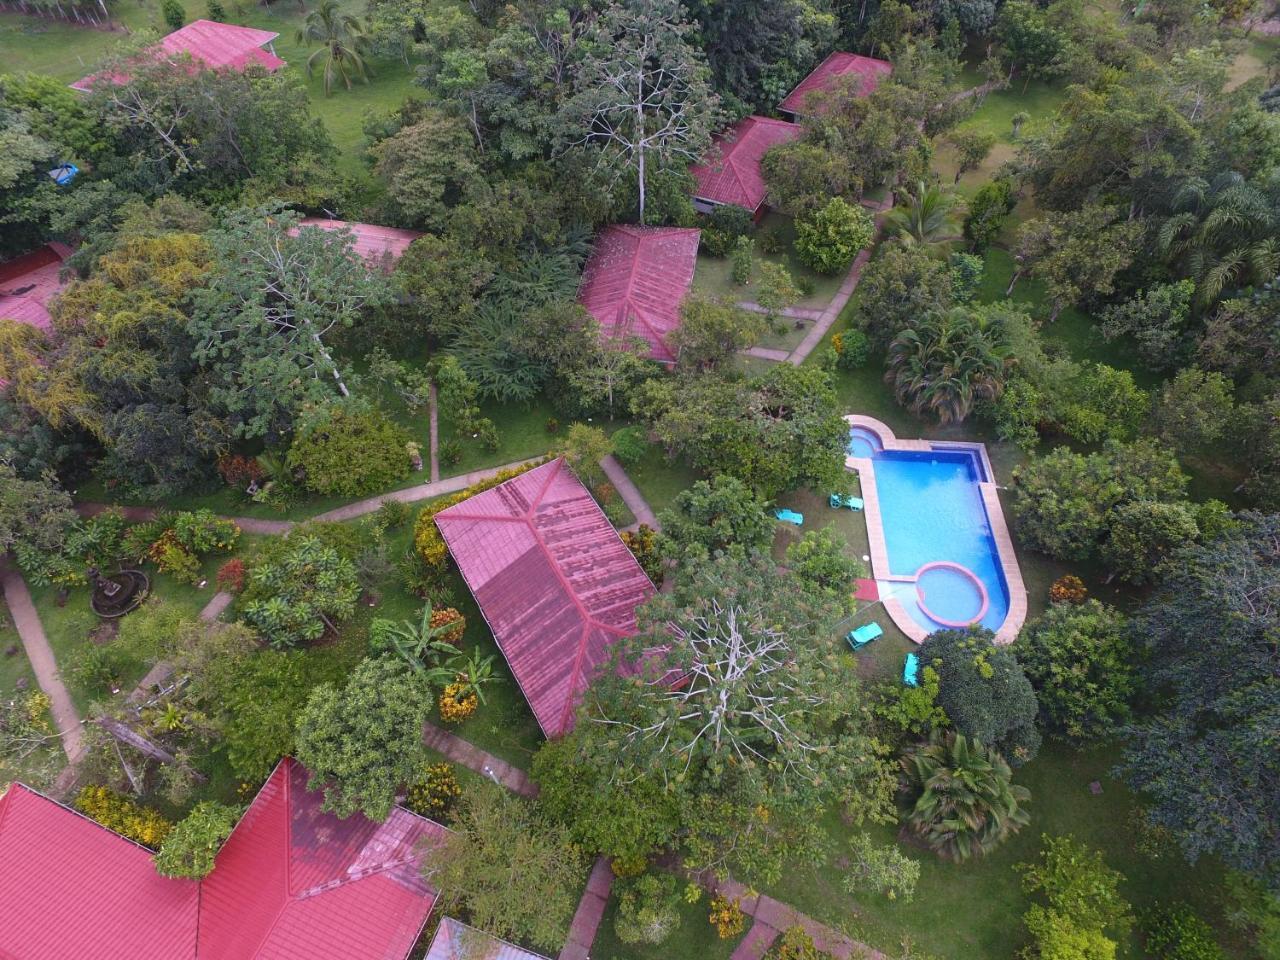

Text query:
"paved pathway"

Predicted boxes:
[[736, 303, 826, 322], [558, 857, 614, 960], [428, 383, 441, 483], [744, 346, 792, 362], [733, 919, 782, 960], [599, 455, 660, 532], [0, 565, 84, 764], [421, 721, 537, 797]]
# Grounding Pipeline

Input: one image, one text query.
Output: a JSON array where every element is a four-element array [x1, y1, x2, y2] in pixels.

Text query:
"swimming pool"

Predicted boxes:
[[845, 416, 1025, 643]]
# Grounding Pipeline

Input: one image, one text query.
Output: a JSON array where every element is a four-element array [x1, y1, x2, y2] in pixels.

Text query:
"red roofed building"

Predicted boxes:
[[690, 115, 803, 219], [778, 52, 892, 120], [578, 224, 700, 364], [71, 20, 285, 91], [0, 243, 72, 332], [425, 918, 551, 960], [0, 758, 447, 960], [435, 458, 656, 737], [297, 218, 423, 271]]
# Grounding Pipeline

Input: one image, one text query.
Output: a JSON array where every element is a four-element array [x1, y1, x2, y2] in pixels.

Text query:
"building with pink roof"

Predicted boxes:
[[778, 52, 892, 120], [690, 115, 803, 219], [297, 218, 423, 270], [578, 224, 701, 365], [0, 243, 72, 332], [71, 20, 285, 92], [424, 918, 551, 960], [434, 458, 656, 738]]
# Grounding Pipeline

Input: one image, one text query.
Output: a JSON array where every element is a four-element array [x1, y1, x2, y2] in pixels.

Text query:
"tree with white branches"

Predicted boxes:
[[561, 0, 719, 223]]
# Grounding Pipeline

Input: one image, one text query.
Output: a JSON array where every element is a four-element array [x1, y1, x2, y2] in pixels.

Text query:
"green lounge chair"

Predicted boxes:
[[829, 493, 865, 511], [774, 508, 804, 526], [846, 622, 883, 650], [903, 653, 921, 687]]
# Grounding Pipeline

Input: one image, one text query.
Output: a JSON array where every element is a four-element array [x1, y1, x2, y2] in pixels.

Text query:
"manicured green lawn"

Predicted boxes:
[[693, 213, 845, 311], [590, 890, 746, 960], [620, 443, 703, 516]]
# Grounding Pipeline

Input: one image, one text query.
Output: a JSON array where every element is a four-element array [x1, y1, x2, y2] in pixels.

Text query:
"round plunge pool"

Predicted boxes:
[[914, 562, 989, 628], [846, 426, 883, 458]]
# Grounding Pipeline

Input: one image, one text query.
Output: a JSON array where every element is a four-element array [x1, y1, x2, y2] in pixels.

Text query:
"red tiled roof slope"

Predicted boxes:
[[779, 52, 892, 116], [690, 116, 803, 214], [72, 20, 284, 91], [297, 218, 423, 268], [0, 244, 71, 331], [425, 918, 552, 960], [578, 224, 701, 364], [435, 458, 656, 737]]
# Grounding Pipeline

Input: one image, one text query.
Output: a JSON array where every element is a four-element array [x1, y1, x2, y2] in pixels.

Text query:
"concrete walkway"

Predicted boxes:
[[558, 856, 614, 960], [1, 565, 84, 764], [421, 721, 537, 797], [428, 383, 441, 483], [733, 919, 782, 960], [599, 455, 660, 532]]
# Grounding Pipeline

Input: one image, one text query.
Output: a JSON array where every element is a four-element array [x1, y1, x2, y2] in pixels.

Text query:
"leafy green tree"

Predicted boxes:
[[297, 0, 373, 95], [921, 628, 1041, 765], [190, 208, 391, 438], [162, 0, 185, 31], [154, 801, 241, 879], [1019, 602, 1133, 741], [1055, 363, 1149, 445], [902, 731, 1031, 861], [1197, 297, 1280, 381], [795, 197, 875, 273], [884, 180, 962, 248], [855, 244, 956, 348], [1020, 835, 1133, 960], [564, 335, 653, 418], [420, 783, 585, 951], [370, 107, 479, 229], [392, 234, 493, 343], [842, 832, 921, 902], [669, 298, 765, 372], [555, 422, 613, 488], [1142, 904, 1228, 960], [1120, 513, 1280, 886], [1100, 500, 1203, 585], [613, 871, 684, 944], [657, 474, 775, 562], [762, 141, 858, 218], [287, 400, 411, 497], [995, 1, 1065, 87], [964, 178, 1016, 252], [241, 536, 361, 648], [950, 130, 996, 182], [785, 527, 864, 599], [295, 655, 436, 820], [1099, 280, 1196, 371], [1150, 368, 1235, 460], [0, 465, 78, 569]]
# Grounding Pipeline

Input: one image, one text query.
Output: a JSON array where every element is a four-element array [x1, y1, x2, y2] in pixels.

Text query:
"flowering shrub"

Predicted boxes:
[[438, 682, 478, 723], [708, 895, 746, 939], [413, 460, 548, 569], [171, 510, 240, 554], [147, 531, 201, 584], [216, 454, 265, 490], [430, 607, 466, 645], [216, 558, 246, 594], [1049, 575, 1088, 605], [74, 786, 173, 849], [404, 763, 463, 820], [770, 925, 835, 960], [620, 525, 663, 583], [831, 329, 871, 370]]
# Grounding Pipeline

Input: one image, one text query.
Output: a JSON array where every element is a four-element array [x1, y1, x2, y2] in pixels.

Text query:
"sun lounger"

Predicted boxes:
[[903, 652, 921, 687], [846, 622, 883, 650], [774, 508, 804, 526], [828, 493, 864, 511]]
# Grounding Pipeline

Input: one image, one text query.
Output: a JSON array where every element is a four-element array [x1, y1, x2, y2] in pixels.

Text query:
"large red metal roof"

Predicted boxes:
[[578, 224, 701, 364], [0, 758, 447, 960], [779, 52, 892, 116], [0, 243, 71, 332], [435, 458, 656, 738], [72, 20, 285, 91], [690, 116, 803, 214], [297, 218, 423, 270]]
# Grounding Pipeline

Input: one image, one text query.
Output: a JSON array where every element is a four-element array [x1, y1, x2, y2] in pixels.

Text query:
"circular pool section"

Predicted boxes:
[[846, 426, 883, 458], [914, 562, 989, 628]]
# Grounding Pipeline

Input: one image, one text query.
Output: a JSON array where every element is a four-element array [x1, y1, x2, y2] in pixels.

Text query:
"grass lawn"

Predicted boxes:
[[620, 443, 703, 516], [589, 889, 746, 960]]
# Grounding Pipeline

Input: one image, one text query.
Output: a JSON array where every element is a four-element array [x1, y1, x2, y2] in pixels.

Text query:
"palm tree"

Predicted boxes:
[[296, 0, 372, 96], [1158, 173, 1280, 305], [902, 731, 1030, 862], [885, 180, 963, 251], [885, 307, 1011, 424]]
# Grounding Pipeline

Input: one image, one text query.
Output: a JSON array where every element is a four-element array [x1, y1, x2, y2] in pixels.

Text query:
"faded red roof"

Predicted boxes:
[[435, 458, 656, 738], [297, 218, 423, 269], [578, 225, 701, 364], [0, 243, 71, 332], [690, 116, 803, 214], [779, 52, 892, 116], [425, 918, 551, 960], [0, 758, 447, 960], [72, 19, 284, 91]]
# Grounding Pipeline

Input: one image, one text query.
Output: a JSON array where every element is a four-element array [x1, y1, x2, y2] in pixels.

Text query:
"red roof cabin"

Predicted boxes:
[[434, 458, 656, 738], [425, 918, 552, 960], [297, 218, 423, 271], [778, 52, 892, 120], [0, 758, 448, 960], [690, 115, 803, 220], [578, 224, 701, 365], [71, 20, 285, 91], [0, 242, 72, 333]]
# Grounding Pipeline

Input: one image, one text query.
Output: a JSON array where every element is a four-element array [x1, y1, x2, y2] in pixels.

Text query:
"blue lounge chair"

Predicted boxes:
[[774, 508, 804, 526], [846, 622, 883, 650], [829, 493, 865, 511], [903, 653, 921, 687]]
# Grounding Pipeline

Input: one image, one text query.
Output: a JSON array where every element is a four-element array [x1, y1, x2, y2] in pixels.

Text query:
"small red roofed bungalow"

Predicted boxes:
[[690, 115, 803, 220], [425, 918, 552, 960], [0, 757, 448, 960], [0, 242, 72, 333], [778, 52, 892, 120], [434, 458, 656, 738], [578, 224, 701, 365], [71, 20, 285, 91], [297, 218, 423, 271]]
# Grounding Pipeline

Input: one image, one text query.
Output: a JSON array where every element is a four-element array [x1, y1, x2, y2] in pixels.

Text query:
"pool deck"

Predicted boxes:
[[844, 415, 1027, 645]]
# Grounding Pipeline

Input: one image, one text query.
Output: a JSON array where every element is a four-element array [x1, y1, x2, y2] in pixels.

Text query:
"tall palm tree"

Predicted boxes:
[[296, 0, 372, 96], [903, 731, 1031, 862], [884, 180, 964, 251], [1158, 173, 1280, 305], [885, 307, 1011, 424]]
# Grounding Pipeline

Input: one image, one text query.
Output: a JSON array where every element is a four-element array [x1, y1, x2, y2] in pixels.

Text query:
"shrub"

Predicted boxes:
[[439, 681, 478, 723], [708, 895, 746, 939], [831, 329, 871, 370], [161, 0, 185, 31], [794, 198, 874, 274], [709, 203, 754, 238], [216, 454, 265, 490], [287, 400, 412, 498], [1049, 575, 1087, 604], [620, 524, 663, 583], [770, 925, 835, 960], [215, 558, 246, 594], [757, 226, 787, 255], [205, 0, 227, 20], [147, 531, 201, 584], [615, 872, 683, 945], [731, 236, 755, 284], [413, 460, 546, 569], [611, 426, 647, 465], [545, 417, 560, 434], [430, 606, 466, 645], [171, 510, 240, 555], [240, 535, 361, 648], [376, 498, 413, 530], [1143, 904, 1226, 960], [1020, 834, 1133, 959], [74, 786, 172, 849], [154, 801, 240, 879], [404, 762, 463, 821], [842, 832, 920, 902], [69, 643, 130, 696], [439, 438, 463, 466]]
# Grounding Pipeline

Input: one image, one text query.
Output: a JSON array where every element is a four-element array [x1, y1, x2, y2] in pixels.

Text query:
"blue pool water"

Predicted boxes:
[[851, 434, 1010, 635]]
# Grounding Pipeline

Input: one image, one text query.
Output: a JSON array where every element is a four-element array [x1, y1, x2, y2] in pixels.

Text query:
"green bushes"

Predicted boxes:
[[287, 400, 412, 498], [794, 198, 874, 274], [1020, 835, 1132, 960], [74, 786, 172, 849], [1142, 904, 1226, 960], [240, 535, 360, 648], [614, 872, 684, 945], [154, 801, 241, 879]]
